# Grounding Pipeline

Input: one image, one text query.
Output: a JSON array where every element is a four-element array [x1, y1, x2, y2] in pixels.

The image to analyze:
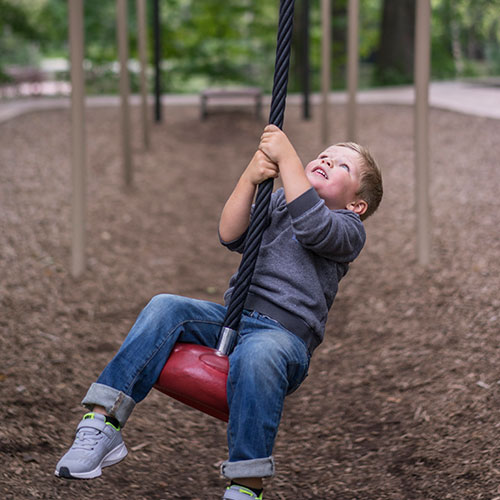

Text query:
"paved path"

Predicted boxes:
[[1, 80, 499, 124], [355, 80, 500, 119]]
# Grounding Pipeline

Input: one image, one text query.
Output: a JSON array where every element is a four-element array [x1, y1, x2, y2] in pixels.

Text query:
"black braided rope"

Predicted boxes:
[[222, 0, 295, 332]]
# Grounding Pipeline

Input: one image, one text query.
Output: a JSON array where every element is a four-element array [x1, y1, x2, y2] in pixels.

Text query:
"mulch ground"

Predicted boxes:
[[0, 100, 498, 500]]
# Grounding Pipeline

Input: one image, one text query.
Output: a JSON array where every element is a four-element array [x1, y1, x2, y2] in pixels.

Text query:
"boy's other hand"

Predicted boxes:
[[243, 150, 279, 186], [259, 124, 297, 165]]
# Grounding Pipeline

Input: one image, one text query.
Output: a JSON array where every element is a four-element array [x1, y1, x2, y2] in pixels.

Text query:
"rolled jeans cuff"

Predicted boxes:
[[82, 382, 136, 427], [221, 457, 275, 479]]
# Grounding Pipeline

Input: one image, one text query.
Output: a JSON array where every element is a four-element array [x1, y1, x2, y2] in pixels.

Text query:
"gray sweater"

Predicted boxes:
[[222, 187, 366, 355]]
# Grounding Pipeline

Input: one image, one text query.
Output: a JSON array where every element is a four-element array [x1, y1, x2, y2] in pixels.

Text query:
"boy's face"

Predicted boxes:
[[305, 145, 364, 212]]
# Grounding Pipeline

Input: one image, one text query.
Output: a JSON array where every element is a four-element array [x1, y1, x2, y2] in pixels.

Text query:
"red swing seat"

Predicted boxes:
[[154, 343, 229, 422]]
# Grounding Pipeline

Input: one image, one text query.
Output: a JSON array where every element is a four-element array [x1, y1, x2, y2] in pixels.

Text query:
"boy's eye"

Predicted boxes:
[[340, 164, 350, 172]]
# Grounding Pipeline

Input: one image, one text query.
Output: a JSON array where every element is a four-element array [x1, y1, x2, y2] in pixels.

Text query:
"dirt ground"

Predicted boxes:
[[0, 101, 499, 500]]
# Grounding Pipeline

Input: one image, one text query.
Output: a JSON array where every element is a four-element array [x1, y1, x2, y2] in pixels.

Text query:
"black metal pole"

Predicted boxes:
[[153, 0, 162, 122], [301, 0, 311, 120]]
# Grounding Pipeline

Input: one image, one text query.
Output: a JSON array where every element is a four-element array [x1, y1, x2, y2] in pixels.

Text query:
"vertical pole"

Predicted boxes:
[[347, 0, 359, 142], [414, 0, 431, 265], [321, 0, 331, 146], [137, 0, 150, 150], [153, 0, 162, 122], [69, 0, 86, 278], [117, 0, 133, 186], [301, 0, 311, 120]]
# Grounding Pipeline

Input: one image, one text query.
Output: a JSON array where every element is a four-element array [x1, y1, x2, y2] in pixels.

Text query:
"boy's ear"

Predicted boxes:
[[347, 199, 368, 217]]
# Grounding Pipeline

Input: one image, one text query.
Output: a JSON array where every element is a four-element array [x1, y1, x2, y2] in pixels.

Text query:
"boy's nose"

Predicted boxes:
[[321, 158, 332, 168]]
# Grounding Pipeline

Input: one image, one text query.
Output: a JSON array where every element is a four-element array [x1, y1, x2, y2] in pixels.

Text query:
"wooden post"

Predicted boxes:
[[153, 0, 162, 122], [414, 0, 431, 265], [137, 0, 150, 150], [117, 0, 133, 186], [347, 0, 359, 142], [321, 0, 331, 146], [301, 0, 311, 120], [69, 0, 86, 278]]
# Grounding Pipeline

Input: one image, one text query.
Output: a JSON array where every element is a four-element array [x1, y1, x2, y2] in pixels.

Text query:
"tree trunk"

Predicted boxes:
[[332, 0, 348, 87], [376, 0, 416, 85]]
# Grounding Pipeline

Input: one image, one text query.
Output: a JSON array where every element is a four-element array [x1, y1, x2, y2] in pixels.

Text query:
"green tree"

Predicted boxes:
[[157, 0, 279, 92], [447, 0, 500, 76], [375, 0, 416, 85], [0, 0, 41, 81], [3, 0, 500, 94]]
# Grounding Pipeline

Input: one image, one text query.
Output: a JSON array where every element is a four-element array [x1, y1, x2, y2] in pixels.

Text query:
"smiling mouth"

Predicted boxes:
[[313, 167, 328, 179]]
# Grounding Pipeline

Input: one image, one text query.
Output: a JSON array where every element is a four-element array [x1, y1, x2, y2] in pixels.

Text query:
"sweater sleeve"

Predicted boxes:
[[219, 189, 281, 253], [219, 228, 248, 253], [287, 188, 366, 262]]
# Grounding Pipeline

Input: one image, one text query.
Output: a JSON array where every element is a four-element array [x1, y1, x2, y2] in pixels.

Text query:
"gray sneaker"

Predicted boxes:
[[223, 485, 263, 499], [55, 412, 128, 479]]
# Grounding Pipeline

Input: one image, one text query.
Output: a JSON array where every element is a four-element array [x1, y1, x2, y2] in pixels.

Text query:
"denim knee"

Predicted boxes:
[[146, 293, 183, 315], [230, 330, 309, 395]]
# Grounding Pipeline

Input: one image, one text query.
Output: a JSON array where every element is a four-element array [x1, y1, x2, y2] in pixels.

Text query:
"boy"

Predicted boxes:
[[55, 125, 382, 499]]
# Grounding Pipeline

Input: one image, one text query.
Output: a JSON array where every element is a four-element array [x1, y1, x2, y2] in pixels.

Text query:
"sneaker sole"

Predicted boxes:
[[55, 442, 128, 480]]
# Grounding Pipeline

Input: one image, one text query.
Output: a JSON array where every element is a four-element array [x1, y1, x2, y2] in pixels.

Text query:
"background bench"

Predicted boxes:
[[200, 87, 262, 120]]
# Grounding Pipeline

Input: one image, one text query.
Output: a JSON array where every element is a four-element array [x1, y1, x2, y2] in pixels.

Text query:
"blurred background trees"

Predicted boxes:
[[0, 0, 499, 95]]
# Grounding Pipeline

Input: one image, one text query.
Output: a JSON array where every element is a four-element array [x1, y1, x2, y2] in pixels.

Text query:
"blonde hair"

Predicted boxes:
[[335, 142, 383, 220]]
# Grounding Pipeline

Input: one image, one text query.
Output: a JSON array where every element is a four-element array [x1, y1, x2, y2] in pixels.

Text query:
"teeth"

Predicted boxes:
[[315, 168, 327, 179]]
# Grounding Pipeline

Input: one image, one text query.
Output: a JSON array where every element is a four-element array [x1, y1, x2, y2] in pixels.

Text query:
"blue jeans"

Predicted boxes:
[[82, 294, 310, 479]]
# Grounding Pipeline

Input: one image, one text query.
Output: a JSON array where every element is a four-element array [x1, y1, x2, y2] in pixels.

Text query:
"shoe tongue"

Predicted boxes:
[[83, 412, 106, 422]]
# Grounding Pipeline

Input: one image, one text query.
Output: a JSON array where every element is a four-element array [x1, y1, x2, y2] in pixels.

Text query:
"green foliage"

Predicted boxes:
[[1, 0, 500, 93], [431, 0, 500, 79], [36, 0, 119, 62], [0, 0, 42, 71], [157, 0, 278, 92]]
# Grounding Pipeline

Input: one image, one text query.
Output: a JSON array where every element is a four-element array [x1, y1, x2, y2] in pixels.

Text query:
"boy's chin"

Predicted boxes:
[[309, 182, 327, 198], [307, 176, 326, 191]]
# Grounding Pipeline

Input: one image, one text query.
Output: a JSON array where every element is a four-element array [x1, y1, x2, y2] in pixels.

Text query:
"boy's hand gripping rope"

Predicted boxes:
[[218, 0, 296, 354]]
